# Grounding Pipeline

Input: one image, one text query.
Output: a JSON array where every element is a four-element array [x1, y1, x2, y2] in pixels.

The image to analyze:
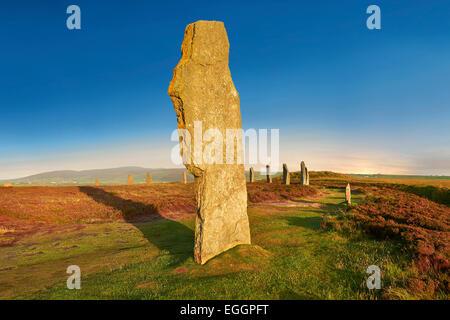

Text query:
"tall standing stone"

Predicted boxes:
[[146, 172, 152, 184], [283, 163, 290, 185], [249, 167, 255, 183], [266, 165, 272, 183], [168, 21, 251, 264], [128, 175, 133, 185], [95, 179, 99, 186], [300, 161, 309, 185], [182, 171, 187, 184], [345, 183, 351, 205]]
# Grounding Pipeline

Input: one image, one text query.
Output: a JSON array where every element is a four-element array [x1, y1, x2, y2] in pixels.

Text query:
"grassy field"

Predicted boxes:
[[0, 174, 448, 300], [307, 171, 450, 206]]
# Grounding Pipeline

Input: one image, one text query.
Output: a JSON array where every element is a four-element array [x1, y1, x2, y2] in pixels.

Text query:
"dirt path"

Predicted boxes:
[[250, 201, 322, 208]]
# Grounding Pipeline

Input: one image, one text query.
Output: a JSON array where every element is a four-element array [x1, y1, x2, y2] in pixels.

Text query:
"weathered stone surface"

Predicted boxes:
[[345, 183, 351, 205], [168, 20, 251, 264], [128, 175, 133, 185], [146, 172, 152, 184], [95, 179, 99, 186], [300, 161, 309, 185], [182, 171, 187, 184], [249, 167, 255, 183], [283, 163, 290, 185], [266, 165, 272, 183]]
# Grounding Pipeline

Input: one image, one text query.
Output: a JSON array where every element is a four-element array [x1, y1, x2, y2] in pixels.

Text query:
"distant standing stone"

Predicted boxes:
[[283, 163, 290, 185], [266, 165, 272, 183], [146, 172, 152, 184], [345, 183, 351, 205], [128, 175, 133, 185], [95, 179, 99, 186], [249, 167, 255, 183], [300, 161, 309, 185], [182, 171, 187, 184], [306, 167, 310, 185]]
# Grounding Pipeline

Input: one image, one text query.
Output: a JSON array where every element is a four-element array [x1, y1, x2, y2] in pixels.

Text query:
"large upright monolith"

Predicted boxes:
[[266, 165, 272, 183], [283, 163, 290, 185], [128, 175, 133, 185], [168, 21, 251, 264], [249, 167, 255, 183], [300, 161, 309, 185], [146, 172, 152, 184], [345, 183, 351, 205]]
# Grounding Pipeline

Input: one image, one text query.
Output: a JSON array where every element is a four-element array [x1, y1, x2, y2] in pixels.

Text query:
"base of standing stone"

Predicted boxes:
[[193, 167, 251, 265]]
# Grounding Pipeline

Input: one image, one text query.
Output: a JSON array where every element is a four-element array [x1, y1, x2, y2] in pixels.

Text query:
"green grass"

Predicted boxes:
[[0, 187, 416, 300]]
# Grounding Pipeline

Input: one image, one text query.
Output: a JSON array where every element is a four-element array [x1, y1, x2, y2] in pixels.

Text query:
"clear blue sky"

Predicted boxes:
[[1, 0, 449, 178]]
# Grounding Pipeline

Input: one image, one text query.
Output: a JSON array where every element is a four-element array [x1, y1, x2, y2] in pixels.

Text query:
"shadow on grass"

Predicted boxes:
[[291, 198, 322, 204], [293, 199, 347, 215], [282, 216, 323, 230], [351, 189, 364, 196], [320, 202, 347, 214], [79, 187, 194, 266]]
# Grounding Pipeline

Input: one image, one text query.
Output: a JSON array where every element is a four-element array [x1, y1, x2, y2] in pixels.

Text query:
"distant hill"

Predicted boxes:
[[349, 174, 450, 180], [0, 167, 195, 186], [3, 167, 448, 187], [309, 171, 352, 179], [1, 166, 280, 186]]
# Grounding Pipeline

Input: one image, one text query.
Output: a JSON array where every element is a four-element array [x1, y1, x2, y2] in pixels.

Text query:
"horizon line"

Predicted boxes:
[[1, 165, 450, 181]]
